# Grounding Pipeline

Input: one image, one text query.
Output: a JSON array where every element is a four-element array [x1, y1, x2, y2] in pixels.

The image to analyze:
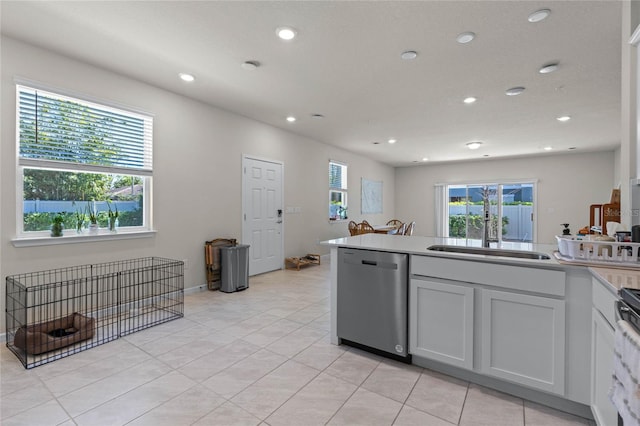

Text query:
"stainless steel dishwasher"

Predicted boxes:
[[337, 247, 409, 360]]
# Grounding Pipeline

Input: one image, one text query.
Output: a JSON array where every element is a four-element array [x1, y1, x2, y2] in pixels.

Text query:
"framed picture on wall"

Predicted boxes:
[[361, 178, 382, 214]]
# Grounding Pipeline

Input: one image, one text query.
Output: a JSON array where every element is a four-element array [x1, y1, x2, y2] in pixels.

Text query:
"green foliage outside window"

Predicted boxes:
[[449, 214, 510, 239], [448, 201, 532, 206], [23, 203, 143, 232]]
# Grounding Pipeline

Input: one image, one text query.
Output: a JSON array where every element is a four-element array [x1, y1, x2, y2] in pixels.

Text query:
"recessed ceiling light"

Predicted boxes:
[[179, 73, 195, 82], [388, 139, 397, 144], [401, 50, 418, 60], [456, 32, 476, 44], [556, 115, 571, 122], [241, 61, 260, 70], [568, 147, 577, 150], [463, 97, 477, 104], [505, 87, 525, 96], [466, 141, 483, 150], [372, 141, 380, 145], [311, 114, 324, 119], [539, 63, 559, 74], [276, 27, 297, 40], [286, 116, 296, 122], [528, 9, 551, 23], [422, 157, 429, 162], [543, 146, 553, 151]]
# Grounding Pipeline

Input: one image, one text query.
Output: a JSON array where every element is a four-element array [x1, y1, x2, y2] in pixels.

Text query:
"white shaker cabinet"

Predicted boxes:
[[410, 255, 566, 396], [479, 289, 565, 395], [409, 278, 474, 369]]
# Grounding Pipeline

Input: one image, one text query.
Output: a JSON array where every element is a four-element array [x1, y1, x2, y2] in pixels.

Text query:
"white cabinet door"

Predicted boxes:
[[591, 308, 618, 426], [480, 289, 565, 395], [410, 278, 474, 369]]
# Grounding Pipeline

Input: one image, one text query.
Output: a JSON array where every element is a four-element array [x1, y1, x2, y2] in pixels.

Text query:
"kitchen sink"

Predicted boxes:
[[427, 245, 551, 260]]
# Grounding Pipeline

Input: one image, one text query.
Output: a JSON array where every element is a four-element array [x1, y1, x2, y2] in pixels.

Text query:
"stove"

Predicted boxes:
[[619, 288, 640, 330]]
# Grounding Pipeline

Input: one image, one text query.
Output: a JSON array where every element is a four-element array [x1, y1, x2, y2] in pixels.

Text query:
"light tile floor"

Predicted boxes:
[[1, 261, 595, 425]]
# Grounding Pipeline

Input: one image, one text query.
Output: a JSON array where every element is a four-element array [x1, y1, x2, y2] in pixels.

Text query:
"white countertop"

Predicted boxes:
[[321, 234, 561, 268], [321, 234, 640, 292], [590, 267, 640, 292]]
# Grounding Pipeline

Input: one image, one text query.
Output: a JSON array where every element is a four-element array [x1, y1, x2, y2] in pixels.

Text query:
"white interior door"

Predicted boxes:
[[242, 156, 283, 276]]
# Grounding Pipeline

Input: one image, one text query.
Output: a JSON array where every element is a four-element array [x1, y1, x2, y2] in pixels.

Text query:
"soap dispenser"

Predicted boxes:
[[561, 223, 571, 236]]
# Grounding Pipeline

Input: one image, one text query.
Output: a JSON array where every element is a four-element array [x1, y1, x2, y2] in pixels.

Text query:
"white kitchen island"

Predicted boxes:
[[321, 233, 596, 420]]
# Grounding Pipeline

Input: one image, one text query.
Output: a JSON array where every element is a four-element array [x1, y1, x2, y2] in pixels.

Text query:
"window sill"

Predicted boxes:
[[12, 229, 157, 247]]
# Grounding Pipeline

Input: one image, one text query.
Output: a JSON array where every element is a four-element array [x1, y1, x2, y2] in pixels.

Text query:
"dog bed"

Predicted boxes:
[[13, 313, 96, 355]]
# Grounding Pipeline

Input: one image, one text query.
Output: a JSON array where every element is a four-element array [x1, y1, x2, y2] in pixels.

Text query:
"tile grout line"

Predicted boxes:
[[455, 381, 471, 425], [257, 360, 324, 424]]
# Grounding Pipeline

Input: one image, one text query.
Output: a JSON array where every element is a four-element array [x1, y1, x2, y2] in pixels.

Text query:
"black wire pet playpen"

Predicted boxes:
[[5, 257, 184, 369]]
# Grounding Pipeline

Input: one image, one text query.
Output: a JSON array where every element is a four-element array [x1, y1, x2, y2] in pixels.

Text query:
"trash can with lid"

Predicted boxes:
[[219, 244, 250, 293]]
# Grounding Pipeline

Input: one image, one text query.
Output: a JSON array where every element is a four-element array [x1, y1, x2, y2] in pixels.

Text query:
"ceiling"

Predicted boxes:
[[0, 1, 623, 167]]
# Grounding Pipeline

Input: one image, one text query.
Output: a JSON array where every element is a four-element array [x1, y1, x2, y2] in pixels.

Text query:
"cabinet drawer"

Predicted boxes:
[[411, 255, 565, 297]]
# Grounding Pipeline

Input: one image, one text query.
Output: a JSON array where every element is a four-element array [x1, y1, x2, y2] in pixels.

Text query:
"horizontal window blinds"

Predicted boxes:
[[18, 86, 152, 173], [329, 162, 347, 190]]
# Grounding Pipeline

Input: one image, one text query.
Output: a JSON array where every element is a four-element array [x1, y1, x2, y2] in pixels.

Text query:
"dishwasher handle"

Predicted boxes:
[[361, 259, 398, 270], [342, 252, 400, 270]]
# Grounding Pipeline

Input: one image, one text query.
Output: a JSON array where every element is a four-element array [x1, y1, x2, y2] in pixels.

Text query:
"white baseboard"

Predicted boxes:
[[184, 284, 207, 295]]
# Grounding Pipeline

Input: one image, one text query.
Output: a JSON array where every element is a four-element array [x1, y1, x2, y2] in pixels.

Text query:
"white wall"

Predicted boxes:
[[394, 151, 616, 244], [620, 1, 639, 228], [614, 146, 621, 188], [0, 37, 395, 330]]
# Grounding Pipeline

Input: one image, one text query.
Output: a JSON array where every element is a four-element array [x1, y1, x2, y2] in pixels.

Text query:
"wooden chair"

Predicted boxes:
[[386, 219, 403, 234], [205, 238, 237, 290], [348, 220, 358, 236], [353, 221, 374, 235], [395, 221, 415, 236], [395, 223, 407, 235], [404, 221, 415, 236]]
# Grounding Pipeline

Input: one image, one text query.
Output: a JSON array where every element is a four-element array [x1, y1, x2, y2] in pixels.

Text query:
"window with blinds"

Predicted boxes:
[[329, 160, 348, 220], [16, 84, 153, 236]]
